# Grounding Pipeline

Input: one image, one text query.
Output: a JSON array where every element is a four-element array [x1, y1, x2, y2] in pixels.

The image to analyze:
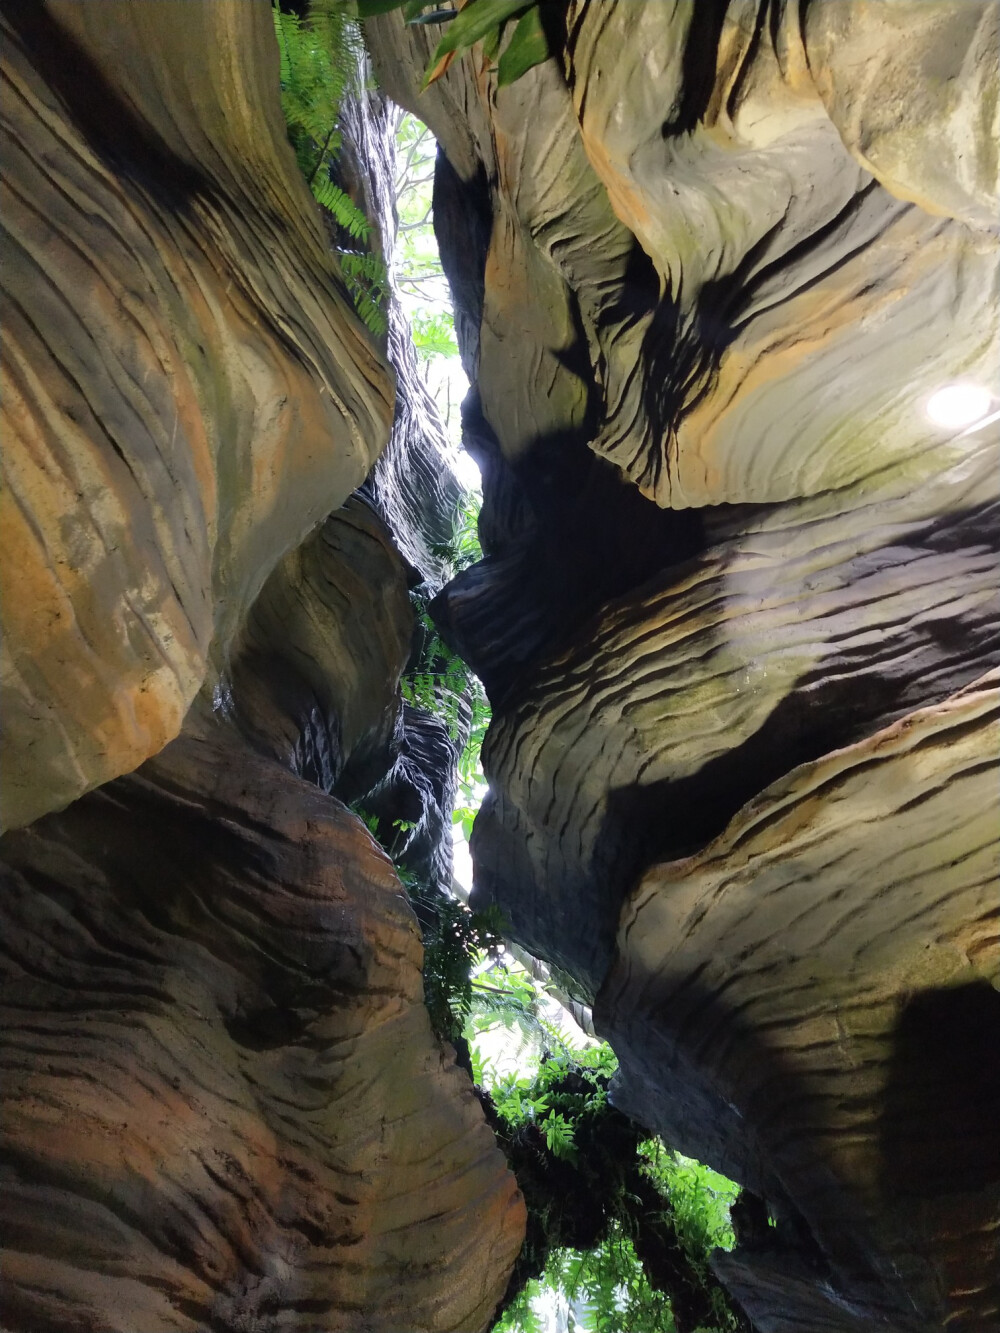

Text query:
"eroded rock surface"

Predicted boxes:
[[603, 672, 1000, 1330], [1, 728, 523, 1333], [369, 3, 999, 1328], [228, 497, 413, 797], [1, 5, 524, 1330], [0, 1, 392, 831]]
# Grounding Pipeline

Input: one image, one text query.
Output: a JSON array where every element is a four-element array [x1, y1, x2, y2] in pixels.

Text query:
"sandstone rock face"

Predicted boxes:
[[0, 1, 392, 831], [0, 729, 523, 1333], [228, 498, 413, 797], [369, 3, 999, 1328], [602, 671, 1000, 1330], [1, 5, 525, 1330]]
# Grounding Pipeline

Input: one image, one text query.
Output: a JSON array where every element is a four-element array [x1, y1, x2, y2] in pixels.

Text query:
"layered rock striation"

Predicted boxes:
[[1, 727, 522, 1332], [2, 0, 998, 1328], [1, 4, 523, 1330], [0, 0, 395, 832], [369, 3, 1000, 1329]]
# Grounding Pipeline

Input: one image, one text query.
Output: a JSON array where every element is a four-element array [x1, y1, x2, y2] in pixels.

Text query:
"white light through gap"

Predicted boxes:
[[926, 383, 993, 430], [452, 448, 482, 491]]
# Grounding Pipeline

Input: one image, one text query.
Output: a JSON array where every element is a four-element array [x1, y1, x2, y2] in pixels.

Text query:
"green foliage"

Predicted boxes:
[[272, 2, 388, 334], [357, 0, 553, 90], [467, 959, 572, 1082], [491, 1045, 617, 1167], [400, 624, 468, 742], [312, 180, 372, 238], [495, 5, 548, 86], [429, 487, 483, 571], [482, 1040, 747, 1333], [401, 491, 488, 833], [350, 799, 504, 1045], [273, 3, 352, 176], [411, 309, 459, 360], [497, 1226, 677, 1333], [406, 492, 489, 835], [406, 875, 506, 1043], [640, 1144, 739, 1266], [339, 249, 388, 335]]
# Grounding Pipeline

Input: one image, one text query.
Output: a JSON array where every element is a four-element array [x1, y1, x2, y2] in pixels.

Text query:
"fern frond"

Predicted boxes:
[[354, 295, 388, 336], [273, 7, 294, 85], [272, 2, 387, 338], [339, 250, 385, 283], [313, 178, 370, 236]]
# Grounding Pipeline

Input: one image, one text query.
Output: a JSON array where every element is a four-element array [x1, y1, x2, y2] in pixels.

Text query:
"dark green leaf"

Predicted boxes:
[[497, 5, 549, 86], [481, 22, 504, 61], [425, 0, 531, 68]]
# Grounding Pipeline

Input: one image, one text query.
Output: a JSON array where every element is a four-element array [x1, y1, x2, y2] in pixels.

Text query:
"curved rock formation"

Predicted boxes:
[[1, 726, 522, 1333], [1, 4, 524, 1330], [0, 0, 392, 831], [228, 497, 413, 797], [3, 0, 998, 1327], [603, 670, 1000, 1330], [368, 3, 999, 1328]]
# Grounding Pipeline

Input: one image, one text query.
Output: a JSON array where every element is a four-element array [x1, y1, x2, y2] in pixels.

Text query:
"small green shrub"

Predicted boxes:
[[483, 1044, 748, 1333]]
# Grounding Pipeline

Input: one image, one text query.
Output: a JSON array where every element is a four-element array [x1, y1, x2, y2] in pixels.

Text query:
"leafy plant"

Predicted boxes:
[[273, 1, 389, 333], [640, 1145, 739, 1270], [480, 1043, 749, 1333], [405, 873, 507, 1043], [497, 1224, 677, 1333], [467, 958, 571, 1079], [339, 249, 389, 335], [403, 501, 488, 836], [428, 487, 483, 571], [411, 309, 459, 360], [357, 0, 555, 90]]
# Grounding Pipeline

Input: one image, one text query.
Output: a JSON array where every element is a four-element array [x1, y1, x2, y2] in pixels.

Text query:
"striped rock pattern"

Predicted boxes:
[[601, 672, 1000, 1331], [0, 729, 524, 1333], [0, 1, 392, 831], [0, 5, 525, 1331], [368, 3, 999, 1328], [228, 498, 413, 798]]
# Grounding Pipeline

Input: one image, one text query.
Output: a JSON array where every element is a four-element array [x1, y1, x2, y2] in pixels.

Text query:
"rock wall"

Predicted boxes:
[[0, 0, 392, 831], [2, 1, 998, 1328], [0, 4, 523, 1330], [368, 3, 999, 1330], [1, 727, 521, 1333]]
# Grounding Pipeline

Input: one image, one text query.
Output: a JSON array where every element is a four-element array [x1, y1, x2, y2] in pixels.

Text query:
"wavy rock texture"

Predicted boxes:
[[368, 3, 999, 1328], [228, 497, 413, 798], [0, 5, 525, 1331], [602, 672, 1000, 1330], [0, 1, 392, 831], [0, 729, 523, 1333]]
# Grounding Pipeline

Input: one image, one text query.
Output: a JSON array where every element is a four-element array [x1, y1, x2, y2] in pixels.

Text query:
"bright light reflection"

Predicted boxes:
[[926, 383, 993, 429]]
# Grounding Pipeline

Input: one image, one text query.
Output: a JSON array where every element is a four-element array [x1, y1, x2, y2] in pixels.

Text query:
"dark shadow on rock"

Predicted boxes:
[[881, 980, 1000, 1202], [602, 974, 947, 1332], [433, 400, 703, 707], [433, 150, 493, 379], [571, 498, 1000, 989]]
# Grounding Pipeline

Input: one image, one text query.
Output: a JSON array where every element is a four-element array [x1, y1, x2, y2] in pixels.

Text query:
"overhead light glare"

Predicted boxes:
[[926, 383, 993, 430]]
